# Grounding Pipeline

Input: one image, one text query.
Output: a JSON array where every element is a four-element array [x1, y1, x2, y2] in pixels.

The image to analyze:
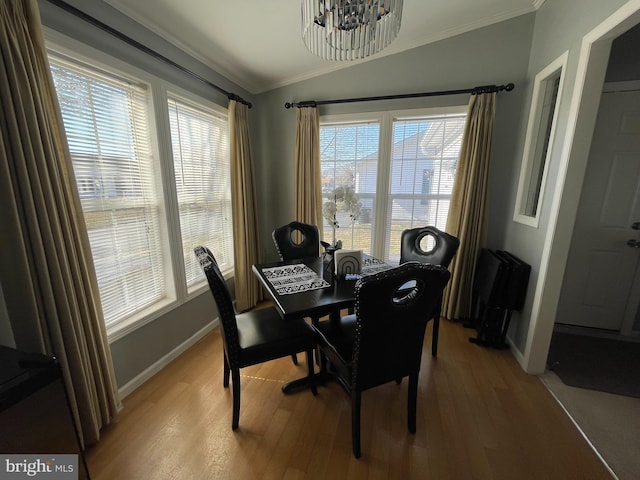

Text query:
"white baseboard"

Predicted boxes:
[[118, 318, 219, 399], [506, 334, 527, 368]]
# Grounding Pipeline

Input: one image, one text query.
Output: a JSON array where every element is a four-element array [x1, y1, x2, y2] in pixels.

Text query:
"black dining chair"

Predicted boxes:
[[400, 226, 460, 267], [194, 246, 317, 430], [273, 221, 332, 364], [399, 226, 460, 356], [272, 221, 322, 261], [313, 262, 451, 458]]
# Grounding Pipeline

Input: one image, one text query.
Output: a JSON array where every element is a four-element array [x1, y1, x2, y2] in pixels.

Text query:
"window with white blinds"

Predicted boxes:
[[320, 122, 380, 252], [386, 114, 466, 263], [320, 109, 466, 263], [168, 94, 233, 290], [49, 53, 165, 328]]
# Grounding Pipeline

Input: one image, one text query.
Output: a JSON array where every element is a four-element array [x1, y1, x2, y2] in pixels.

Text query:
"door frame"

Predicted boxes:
[[523, 0, 640, 374]]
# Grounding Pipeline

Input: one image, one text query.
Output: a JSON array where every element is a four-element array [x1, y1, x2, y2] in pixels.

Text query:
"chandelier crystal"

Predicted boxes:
[[302, 0, 403, 61]]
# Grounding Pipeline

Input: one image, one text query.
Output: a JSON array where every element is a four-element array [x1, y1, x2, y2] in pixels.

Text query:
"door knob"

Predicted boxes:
[[633, 222, 640, 230], [627, 239, 640, 248]]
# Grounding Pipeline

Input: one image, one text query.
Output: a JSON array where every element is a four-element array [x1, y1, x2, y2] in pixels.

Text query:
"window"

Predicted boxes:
[[168, 94, 233, 290], [47, 41, 234, 339], [50, 53, 166, 329], [320, 108, 466, 263], [514, 51, 568, 226]]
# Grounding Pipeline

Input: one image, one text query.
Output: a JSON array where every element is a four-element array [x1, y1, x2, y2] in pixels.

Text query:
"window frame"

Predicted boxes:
[[320, 105, 467, 262], [45, 29, 233, 342], [513, 51, 569, 227]]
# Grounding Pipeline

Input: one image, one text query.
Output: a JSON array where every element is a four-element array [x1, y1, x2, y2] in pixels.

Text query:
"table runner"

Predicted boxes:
[[261, 263, 330, 295]]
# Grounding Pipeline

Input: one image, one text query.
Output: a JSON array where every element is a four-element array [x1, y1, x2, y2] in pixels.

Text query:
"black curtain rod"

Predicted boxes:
[[284, 83, 515, 109], [46, 0, 252, 108]]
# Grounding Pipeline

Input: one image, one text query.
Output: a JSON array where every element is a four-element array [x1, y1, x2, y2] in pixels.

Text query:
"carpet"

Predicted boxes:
[[547, 332, 640, 398]]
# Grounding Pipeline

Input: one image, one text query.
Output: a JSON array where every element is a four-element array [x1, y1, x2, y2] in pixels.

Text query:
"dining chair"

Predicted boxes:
[[272, 221, 322, 261], [313, 262, 451, 458], [272, 221, 331, 364], [399, 226, 460, 356], [194, 246, 317, 430]]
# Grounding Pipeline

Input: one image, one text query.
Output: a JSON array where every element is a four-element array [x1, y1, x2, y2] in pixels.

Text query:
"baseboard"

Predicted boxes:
[[118, 318, 219, 399], [506, 334, 526, 367]]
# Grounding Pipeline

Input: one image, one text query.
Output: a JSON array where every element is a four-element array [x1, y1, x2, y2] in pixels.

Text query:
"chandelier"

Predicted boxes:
[[302, 0, 403, 61]]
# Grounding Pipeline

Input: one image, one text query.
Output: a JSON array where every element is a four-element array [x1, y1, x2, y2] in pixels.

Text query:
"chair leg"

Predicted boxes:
[[305, 349, 317, 396], [407, 372, 418, 434], [223, 355, 230, 388], [291, 353, 298, 365], [351, 391, 362, 459], [231, 368, 241, 430], [431, 316, 440, 357]]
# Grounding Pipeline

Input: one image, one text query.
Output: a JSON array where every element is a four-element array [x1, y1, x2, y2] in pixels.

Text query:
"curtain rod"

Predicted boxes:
[[284, 83, 514, 109], [45, 0, 252, 108]]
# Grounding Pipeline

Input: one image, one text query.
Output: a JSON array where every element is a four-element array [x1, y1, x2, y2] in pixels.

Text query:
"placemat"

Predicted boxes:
[[361, 257, 395, 276], [261, 263, 330, 295]]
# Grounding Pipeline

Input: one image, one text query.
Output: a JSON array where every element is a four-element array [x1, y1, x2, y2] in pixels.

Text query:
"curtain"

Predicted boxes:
[[294, 106, 323, 235], [442, 92, 497, 320], [229, 99, 262, 312], [0, 0, 120, 446]]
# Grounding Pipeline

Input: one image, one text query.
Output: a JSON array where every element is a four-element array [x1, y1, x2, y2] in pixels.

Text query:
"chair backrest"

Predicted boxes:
[[400, 226, 460, 268], [194, 246, 240, 364], [351, 262, 451, 391], [272, 221, 320, 261]]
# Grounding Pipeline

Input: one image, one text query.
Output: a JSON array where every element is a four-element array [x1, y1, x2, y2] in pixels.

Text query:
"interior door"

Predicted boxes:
[[556, 89, 640, 331]]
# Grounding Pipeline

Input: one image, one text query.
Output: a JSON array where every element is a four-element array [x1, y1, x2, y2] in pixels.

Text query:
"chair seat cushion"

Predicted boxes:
[[236, 306, 316, 367]]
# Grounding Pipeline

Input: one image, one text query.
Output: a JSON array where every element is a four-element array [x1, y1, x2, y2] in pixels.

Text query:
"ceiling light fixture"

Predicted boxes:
[[302, 0, 403, 61]]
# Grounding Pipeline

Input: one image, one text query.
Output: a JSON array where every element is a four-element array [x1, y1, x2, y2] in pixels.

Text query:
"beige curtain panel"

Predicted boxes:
[[0, 0, 120, 446], [229, 99, 262, 312], [294, 106, 323, 235], [443, 92, 497, 320]]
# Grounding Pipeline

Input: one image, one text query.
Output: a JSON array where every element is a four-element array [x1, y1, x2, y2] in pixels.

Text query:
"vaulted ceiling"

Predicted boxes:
[[105, 0, 544, 94]]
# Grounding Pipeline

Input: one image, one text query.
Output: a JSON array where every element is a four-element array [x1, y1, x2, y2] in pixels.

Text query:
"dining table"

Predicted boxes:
[[252, 253, 395, 392]]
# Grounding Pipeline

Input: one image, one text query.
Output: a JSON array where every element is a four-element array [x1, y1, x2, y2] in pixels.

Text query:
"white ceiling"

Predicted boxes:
[[105, 0, 544, 94]]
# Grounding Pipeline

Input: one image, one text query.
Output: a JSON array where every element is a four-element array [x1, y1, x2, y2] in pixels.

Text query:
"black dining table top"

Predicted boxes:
[[252, 256, 361, 321]]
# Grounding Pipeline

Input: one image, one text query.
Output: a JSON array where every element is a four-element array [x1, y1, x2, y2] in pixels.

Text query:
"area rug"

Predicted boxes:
[[547, 332, 640, 398]]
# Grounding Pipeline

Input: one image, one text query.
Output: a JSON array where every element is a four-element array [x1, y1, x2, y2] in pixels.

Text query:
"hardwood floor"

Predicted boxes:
[[86, 318, 614, 479]]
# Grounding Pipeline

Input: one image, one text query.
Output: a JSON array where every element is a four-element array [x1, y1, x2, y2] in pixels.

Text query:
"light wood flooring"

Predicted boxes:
[[86, 318, 614, 479]]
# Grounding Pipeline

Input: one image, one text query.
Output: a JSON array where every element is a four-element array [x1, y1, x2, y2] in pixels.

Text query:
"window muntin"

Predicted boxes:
[[168, 94, 233, 290]]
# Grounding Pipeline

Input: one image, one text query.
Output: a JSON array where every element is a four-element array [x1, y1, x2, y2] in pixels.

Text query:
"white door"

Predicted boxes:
[[556, 89, 640, 331]]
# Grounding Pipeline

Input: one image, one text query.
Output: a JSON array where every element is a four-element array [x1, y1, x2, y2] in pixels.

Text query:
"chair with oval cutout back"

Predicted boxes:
[[312, 262, 451, 458], [399, 226, 460, 357], [194, 246, 317, 430]]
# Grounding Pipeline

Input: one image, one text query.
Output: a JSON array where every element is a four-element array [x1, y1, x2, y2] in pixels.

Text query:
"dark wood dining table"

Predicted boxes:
[[252, 254, 394, 392], [252, 256, 357, 322]]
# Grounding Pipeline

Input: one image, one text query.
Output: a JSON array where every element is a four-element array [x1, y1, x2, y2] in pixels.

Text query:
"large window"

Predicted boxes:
[[168, 94, 233, 290], [320, 108, 466, 263], [48, 44, 233, 338]]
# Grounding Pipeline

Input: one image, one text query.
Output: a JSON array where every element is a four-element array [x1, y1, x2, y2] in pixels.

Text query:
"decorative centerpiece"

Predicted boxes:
[[322, 185, 362, 253]]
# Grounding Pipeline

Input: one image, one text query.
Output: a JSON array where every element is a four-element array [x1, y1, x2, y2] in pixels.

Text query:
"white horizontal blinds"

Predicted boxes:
[[49, 54, 164, 327], [168, 95, 233, 289], [386, 114, 466, 263], [319, 122, 380, 253]]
